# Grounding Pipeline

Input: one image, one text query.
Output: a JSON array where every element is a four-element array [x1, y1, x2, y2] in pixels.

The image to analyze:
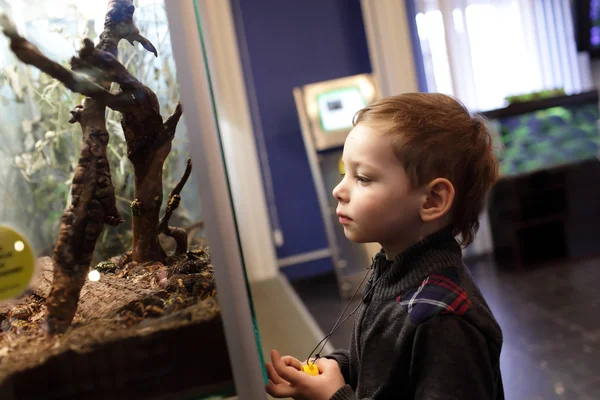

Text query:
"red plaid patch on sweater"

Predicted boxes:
[[397, 268, 471, 324]]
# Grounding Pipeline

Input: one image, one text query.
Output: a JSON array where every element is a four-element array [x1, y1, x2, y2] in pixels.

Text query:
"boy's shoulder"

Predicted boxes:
[[396, 267, 472, 325]]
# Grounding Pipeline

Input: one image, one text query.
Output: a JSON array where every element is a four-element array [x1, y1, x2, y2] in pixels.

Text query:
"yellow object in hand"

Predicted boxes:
[[302, 363, 319, 376]]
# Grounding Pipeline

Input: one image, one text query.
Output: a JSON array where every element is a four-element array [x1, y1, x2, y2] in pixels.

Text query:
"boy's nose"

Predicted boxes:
[[332, 181, 347, 202]]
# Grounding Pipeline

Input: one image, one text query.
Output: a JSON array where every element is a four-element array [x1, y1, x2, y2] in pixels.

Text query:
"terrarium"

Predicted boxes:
[[494, 101, 600, 176], [0, 1, 264, 398]]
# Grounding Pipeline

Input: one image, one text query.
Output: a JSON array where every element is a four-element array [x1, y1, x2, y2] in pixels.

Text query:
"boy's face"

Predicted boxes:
[[333, 123, 424, 253]]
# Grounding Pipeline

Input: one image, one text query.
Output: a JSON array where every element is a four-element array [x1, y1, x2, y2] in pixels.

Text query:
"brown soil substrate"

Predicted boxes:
[[0, 248, 234, 400]]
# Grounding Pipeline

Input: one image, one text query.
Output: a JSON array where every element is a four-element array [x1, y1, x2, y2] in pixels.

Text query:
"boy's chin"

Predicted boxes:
[[343, 230, 371, 244]]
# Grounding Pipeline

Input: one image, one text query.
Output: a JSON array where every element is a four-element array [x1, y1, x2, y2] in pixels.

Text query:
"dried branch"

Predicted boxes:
[[100, 0, 157, 57], [68, 105, 84, 124], [67, 102, 123, 227], [163, 102, 184, 135], [127, 101, 183, 161], [75, 38, 143, 91], [131, 33, 157, 58], [159, 159, 192, 255], [0, 16, 133, 112]]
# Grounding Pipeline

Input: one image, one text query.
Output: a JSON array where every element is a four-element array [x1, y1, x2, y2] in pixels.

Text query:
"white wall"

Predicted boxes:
[[195, 1, 279, 282], [360, 0, 419, 97]]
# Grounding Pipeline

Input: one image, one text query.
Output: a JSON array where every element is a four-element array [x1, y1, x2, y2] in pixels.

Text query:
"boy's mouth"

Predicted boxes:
[[336, 211, 352, 224]]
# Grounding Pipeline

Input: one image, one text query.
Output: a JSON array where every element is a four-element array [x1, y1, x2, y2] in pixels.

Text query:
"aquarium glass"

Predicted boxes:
[[0, 1, 261, 398], [495, 102, 600, 176]]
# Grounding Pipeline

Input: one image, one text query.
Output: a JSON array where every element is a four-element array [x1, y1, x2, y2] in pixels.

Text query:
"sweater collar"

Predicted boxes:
[[370, 227, 463, 299]]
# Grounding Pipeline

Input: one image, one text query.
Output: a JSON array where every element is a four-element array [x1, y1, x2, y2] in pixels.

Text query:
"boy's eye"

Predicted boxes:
[[356, 175, 370, 183]]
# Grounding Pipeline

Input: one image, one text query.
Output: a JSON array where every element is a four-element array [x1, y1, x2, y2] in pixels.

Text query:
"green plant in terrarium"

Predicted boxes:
[[496, 104, 600, 175], [504, 88, 566, 105]]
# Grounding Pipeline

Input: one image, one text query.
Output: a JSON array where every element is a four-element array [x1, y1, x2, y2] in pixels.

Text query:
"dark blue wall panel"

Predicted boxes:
[[231, 0, 371, 278]]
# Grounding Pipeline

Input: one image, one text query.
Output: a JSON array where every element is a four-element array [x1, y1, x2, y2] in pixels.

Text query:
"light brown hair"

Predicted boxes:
[[353, 93, 499, 247]]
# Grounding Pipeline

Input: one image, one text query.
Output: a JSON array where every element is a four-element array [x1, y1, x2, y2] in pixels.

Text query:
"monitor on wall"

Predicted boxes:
[[296, 74, 379, 151], [317, 87, 368, 133]]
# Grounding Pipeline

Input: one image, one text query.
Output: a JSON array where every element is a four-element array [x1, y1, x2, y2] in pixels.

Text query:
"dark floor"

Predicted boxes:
[[291, 255, 600, 400]]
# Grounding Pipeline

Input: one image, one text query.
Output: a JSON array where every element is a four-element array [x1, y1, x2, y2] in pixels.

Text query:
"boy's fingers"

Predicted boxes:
[[271, 350, 303, 384], [281, 355, 303, 370], [265, 362, 286, 385], [315, 357, 339, 373], [266, 380, 296, 398]]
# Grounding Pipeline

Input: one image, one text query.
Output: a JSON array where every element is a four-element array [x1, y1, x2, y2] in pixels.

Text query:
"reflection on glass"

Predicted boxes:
[[87, 269, 100, 282], [0, 1, 239, 398], [14, 241, 24, 252]]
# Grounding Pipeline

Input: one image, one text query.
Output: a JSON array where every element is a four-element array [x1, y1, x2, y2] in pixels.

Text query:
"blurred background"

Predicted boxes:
[[215, 1, 600, 399], [1, 0, 600, 399]]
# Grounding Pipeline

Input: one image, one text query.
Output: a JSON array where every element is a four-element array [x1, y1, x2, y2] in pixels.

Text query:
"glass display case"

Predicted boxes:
[[0, 1, 265, 398], [485, 91, 600, 177], [484, 91, 600, 269]]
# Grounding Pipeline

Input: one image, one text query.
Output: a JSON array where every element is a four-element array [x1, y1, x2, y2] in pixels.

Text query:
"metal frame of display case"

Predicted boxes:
[[165, 2, 265, 399]]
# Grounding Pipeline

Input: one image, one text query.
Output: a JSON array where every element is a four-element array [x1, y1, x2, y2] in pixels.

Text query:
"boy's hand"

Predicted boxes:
[[266, 350, 345, 400]]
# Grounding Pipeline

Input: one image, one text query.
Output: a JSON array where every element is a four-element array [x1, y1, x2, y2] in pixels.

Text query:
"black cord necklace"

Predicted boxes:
[[305, 256, 393, 366]]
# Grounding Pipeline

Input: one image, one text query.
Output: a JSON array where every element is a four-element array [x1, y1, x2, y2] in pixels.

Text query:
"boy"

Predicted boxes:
[[266, 93, 504, 399]]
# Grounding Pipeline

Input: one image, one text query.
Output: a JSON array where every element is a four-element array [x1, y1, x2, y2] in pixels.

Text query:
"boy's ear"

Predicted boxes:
[[420, 178, 455, 222]]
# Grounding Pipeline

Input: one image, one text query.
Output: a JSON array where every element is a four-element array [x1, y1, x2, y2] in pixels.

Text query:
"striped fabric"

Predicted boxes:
[[397, 268, 471, 325]]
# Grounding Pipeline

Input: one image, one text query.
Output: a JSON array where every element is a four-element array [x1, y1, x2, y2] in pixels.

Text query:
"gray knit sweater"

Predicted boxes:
[[325, 229, 504, 399]]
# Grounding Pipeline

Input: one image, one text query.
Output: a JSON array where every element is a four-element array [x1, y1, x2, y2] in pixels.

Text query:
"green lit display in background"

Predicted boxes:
[[495, 103, 600, 176]]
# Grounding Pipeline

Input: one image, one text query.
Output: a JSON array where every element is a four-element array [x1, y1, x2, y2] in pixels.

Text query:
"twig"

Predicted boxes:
[[158, 159, 192, 255], [163, 101, 183, 134], [155, 101, 183, 151]]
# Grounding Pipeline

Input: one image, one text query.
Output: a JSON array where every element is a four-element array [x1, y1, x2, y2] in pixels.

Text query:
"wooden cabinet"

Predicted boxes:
[[488, 158, 600, 269]]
